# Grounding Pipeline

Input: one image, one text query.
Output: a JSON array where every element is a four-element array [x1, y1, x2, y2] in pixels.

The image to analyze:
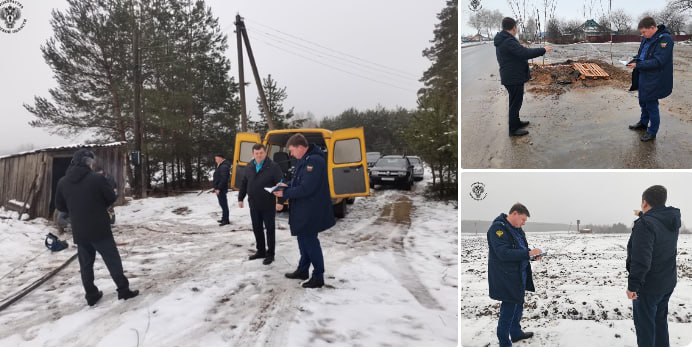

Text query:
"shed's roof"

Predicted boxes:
[[0, 141, 127, 160]]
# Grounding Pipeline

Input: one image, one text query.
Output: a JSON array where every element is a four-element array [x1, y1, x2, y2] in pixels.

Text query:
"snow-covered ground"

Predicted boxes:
[[460, 232, 692, 347], [0, 175, 457, 346]]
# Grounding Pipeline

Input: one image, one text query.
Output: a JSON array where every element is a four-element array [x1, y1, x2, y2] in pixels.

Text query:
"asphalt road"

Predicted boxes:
[[460, 43, 692, 169]]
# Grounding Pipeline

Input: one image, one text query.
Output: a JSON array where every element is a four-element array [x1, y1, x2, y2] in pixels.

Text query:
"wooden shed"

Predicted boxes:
[[0, 142, 128, 220]]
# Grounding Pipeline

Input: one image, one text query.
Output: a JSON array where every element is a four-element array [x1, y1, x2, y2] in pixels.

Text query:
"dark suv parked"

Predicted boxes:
[[369, 155, 414, 190], [366, 152, 381, 169]]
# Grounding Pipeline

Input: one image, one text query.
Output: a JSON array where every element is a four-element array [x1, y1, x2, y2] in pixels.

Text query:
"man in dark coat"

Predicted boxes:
[[238, 143, 283, 265], [627, 17, 675, 142], [55, 149, 139, 306], [273, 133, 335, 288], [494, 17, 552, 136], [213, 153, 232, 226], [626, 185, 680, 347], [487, 203, 543, 346]]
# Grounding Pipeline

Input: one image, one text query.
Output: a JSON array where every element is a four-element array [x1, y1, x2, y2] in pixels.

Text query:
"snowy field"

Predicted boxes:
[[0, 177, 457, 346], [460, 232, 692, 347]]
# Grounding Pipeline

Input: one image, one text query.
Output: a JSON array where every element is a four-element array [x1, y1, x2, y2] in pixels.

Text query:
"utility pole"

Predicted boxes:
[[235, 14, 248, 132], [236, 15, 275, 130], [133, 5, 146, 198]]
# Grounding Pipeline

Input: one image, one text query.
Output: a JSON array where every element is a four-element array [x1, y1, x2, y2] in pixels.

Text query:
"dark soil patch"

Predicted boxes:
[[527, 59, 631, 96]]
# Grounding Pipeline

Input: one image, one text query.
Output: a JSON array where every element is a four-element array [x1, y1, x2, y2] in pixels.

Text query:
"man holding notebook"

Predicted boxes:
[[487, 203, 543, 347]]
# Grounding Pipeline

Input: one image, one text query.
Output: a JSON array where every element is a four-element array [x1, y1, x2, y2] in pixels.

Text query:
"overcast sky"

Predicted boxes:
[[460, 172, 692, 227], [460, 0, 676, 36], [0, 0, 444, 155]]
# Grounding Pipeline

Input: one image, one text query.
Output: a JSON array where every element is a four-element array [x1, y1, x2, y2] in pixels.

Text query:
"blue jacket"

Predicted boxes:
[[631, 25, 674, 101], [283, 144, 335, 236], [626, 206, 680, 294], [487, 214, 535, 303], [494, 30, 546, 86]]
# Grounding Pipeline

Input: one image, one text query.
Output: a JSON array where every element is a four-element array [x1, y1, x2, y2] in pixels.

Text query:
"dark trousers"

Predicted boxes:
[[217, 191, 229, 222], [638, 99, 660, 135], [77, 237, 129, 296], [250, 207, 276, 256], [504, 84, 525, 132], [497, 301, 525, 347], [296, 233, 324, 280], [633, 291, 673, 347]]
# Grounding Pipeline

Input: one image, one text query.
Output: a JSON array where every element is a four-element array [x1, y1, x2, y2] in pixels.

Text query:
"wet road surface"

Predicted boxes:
[[461, 44, 692, 168]]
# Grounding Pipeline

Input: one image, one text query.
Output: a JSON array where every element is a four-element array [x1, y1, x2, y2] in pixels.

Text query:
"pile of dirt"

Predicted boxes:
[[527, 59, 631, 96]]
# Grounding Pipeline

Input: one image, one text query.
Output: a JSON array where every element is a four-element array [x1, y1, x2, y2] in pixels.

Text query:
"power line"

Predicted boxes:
[[248, 29, 419, 86], [249, 36, 415, 92], [247, 25, 420, 82], [244, 17, 420, 78]]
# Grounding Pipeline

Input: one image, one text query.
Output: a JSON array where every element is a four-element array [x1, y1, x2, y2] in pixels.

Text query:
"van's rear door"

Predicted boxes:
[[231, 132, 261, 190], [327, 127, 370, 198]]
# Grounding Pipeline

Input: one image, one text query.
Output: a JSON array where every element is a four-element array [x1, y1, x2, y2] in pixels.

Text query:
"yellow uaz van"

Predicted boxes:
[[231, 128, 370, 218]]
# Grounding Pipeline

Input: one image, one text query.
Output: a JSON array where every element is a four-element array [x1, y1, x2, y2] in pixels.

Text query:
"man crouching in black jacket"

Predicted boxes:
[[55, 149, 139, 306], [626, 185, 680, 347], [238, 144, 283, 265]]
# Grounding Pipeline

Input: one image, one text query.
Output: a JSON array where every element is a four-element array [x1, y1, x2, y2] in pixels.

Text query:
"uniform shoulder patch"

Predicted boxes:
[[660, 41, 668, 48], [495, 230, 504, 237], [306, 164, 314, 172]]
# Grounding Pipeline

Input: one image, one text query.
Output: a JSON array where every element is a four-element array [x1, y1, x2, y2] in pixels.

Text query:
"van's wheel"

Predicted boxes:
[[334, 200, 347, 218], [346, 197, 356, 205], [402, 179, 412, 191]]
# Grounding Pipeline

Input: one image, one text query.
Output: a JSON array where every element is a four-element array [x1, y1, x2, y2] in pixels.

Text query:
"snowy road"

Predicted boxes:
[[460, 232, 692, 346], [0, 179, 457, 346]]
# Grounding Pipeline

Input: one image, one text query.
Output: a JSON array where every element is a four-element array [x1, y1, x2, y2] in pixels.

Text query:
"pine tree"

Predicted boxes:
[[251, 74, 297, 136], [25, 0, 240, 192], [408, 0, 457, 200]]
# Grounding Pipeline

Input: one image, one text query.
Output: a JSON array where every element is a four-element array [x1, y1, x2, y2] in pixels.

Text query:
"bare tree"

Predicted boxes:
[[646, 5, 688, 34], [669, 0, 692, 12], [507, 0, 533, 34], [562, 19, 583, 35], [598, 14, 612, 31], [484, 9, 504, 38], [468, 11, 484, 35], [525, 17, 538, 41], [611, 8, 633, 34], [583, 0, 608, 20]]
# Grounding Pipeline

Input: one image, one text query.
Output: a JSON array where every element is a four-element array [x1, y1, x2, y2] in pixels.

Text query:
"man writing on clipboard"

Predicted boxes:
[[487, 202, 544, 347], [273, 133, 335, 289]]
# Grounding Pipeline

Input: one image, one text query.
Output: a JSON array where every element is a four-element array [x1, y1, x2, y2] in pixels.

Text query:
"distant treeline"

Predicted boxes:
[[582, 223, 692, 234]]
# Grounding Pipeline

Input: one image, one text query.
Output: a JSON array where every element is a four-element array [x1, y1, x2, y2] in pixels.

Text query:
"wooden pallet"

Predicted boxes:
[[573, 63, 610, 80]]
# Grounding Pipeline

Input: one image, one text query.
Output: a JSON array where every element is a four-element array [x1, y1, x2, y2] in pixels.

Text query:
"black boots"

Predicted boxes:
[[629, 122, 647, 130], [85, 290, 103, 306], [640, 133, 656, 142], [118, 288, 140, 300], [301, 277, 325, 289], [248, 252, 266, 260], [262, 255, 274, 265], [509, 128, 529, 137], [284, 270, 309, 280], [511, 331, 534, 343]]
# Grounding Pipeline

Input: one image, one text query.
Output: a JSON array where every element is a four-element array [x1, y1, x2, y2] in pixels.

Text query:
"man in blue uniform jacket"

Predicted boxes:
[[627, 17, 675, 142], [487, 203, 543, 346], [626, 185, 680, 347], [273, 133, 335, 288]]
